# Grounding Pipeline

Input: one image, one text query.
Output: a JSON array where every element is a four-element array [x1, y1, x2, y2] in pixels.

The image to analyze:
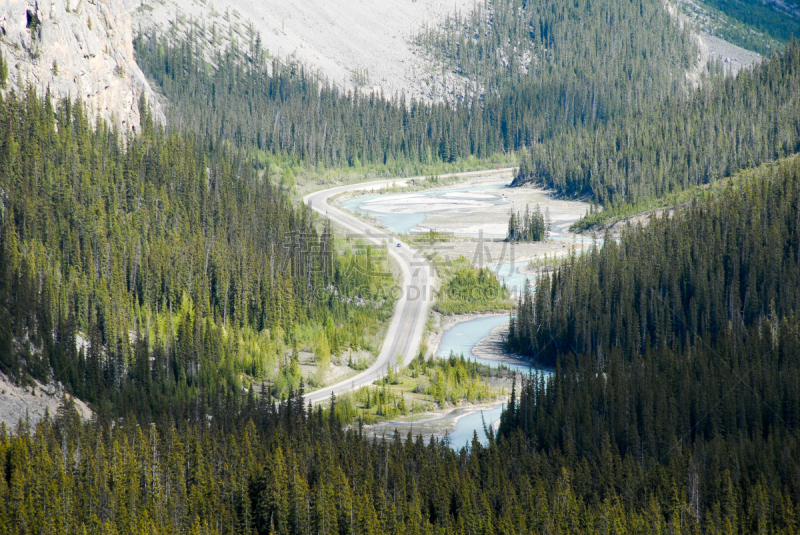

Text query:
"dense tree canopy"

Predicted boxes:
[[0, 89, 393, 418], [1, 0, 800, 531], [1, 362, 797, 534], [135, 1, 800, 213], [133, 0, 700, 179], [515, 41, 800, 205], [510, 157, 800, 363], [507, 205, 549, 242], [503, 157, 800, 532]]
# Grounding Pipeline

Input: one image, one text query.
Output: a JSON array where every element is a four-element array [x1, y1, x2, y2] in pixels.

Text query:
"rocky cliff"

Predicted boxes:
[[0, 0, 162, 131]]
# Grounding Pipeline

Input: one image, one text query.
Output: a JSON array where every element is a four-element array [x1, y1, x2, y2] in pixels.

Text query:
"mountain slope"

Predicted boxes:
[[129, 0, 476, 102], [0, 0, 162, 131]]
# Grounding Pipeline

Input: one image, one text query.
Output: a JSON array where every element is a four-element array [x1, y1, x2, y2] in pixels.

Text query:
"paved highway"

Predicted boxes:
[[302, 168, 513, 404]]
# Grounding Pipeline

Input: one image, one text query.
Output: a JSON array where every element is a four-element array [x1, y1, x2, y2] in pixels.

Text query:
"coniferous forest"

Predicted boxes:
[[515, 42, 800, 205], [135, 2, 800, 210], [133, 0, 700, 170], [1, 0, 800, 530], [0, 89, 394, 419], [506, 157, 800, 532], [507, 205, 549, 242]]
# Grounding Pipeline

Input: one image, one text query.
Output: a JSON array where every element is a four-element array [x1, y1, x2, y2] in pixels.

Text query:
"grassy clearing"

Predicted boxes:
[[369, 172, 470, 194], [332, 350, 511, 424], [434, 257, 514, 314]]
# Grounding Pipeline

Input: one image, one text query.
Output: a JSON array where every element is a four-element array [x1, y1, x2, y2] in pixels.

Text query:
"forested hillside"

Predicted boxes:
[[133, 0, 698, 172], [503, 157, 800, 530], [676, 0, 786, 55], [510, 157, 800, 362], [135, 2, 800, 214], [515, 41, 800, 205], [135, 27, 491, 167], [2, 347, 796, 534], [0, 89, 393, 419], [1, 0, 800, 530], [418, 0, 695, 125]]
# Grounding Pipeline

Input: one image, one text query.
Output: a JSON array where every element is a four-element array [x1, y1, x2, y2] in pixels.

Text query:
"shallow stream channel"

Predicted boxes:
[[339, 183, 509, 235], [348, 174, 583, 448], [367, 315, 551, 450]]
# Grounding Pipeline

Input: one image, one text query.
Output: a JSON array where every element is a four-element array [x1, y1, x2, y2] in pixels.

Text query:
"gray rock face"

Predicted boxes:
[[0, 0, 163, 131]]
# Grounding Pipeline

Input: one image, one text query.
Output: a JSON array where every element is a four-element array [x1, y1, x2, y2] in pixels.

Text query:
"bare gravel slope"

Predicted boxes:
[[701, 33, 762, 75], [128, 0, 474, 102], [0, 372, 92, 429]]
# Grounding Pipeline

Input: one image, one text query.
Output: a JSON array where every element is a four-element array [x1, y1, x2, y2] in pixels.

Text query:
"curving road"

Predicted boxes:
[[302, 168, 513, 404]]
